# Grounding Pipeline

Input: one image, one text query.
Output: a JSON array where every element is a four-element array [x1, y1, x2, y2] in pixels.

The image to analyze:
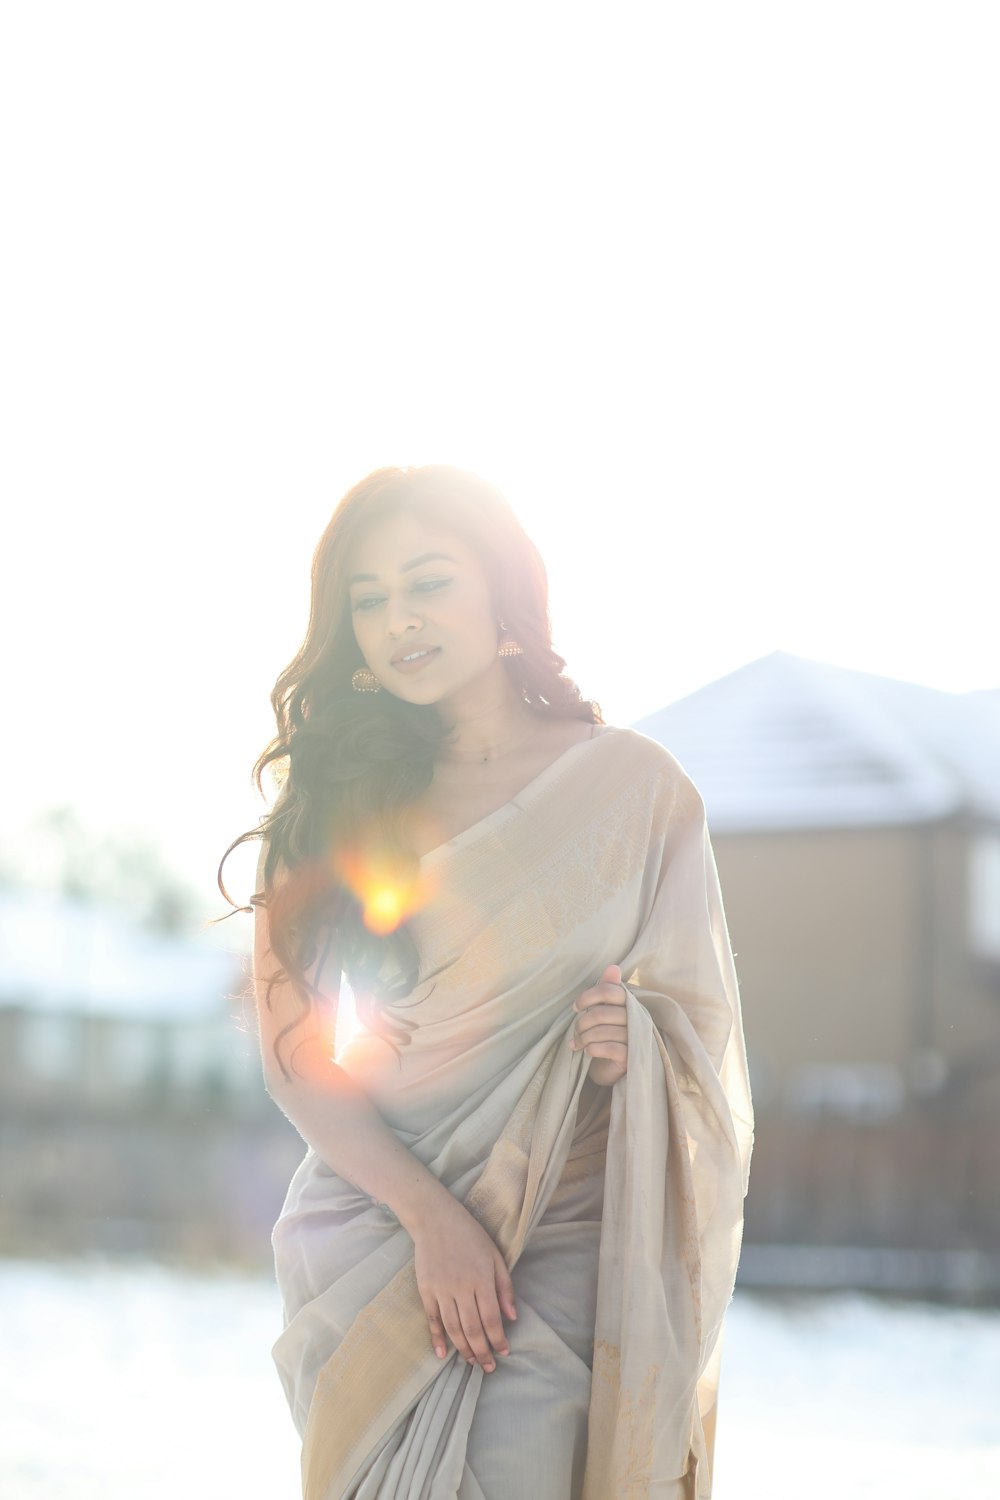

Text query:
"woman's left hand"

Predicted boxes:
[[569, 963, 629, 1087]]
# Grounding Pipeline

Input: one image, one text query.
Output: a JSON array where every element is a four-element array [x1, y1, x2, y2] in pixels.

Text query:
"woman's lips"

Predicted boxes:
[[391, 647, 442, 674]]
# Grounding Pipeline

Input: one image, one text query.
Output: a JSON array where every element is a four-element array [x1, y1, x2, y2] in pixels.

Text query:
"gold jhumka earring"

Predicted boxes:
[[351, 666, 382, 693], [496, 619, 524, 658]]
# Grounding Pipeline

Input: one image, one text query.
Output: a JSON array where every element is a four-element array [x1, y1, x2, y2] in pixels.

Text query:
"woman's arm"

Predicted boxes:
[[253, 841, 516, 1373], [252, 842, 449, 1227]]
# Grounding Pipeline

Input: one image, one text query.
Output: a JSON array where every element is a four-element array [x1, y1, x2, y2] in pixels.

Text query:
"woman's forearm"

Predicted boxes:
[[265, 1055, 455, 1237]]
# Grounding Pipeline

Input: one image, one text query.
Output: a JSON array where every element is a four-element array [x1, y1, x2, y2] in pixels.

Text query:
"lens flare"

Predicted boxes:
[[364, 883, 406, 935], [332, 839, 439, 935]]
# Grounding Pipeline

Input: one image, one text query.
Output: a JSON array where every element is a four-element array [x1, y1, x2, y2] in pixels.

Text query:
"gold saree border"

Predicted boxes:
[[301, 1034, 588, 1499]]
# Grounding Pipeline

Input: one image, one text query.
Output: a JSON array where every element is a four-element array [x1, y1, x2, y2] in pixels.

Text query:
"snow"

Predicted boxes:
[[633, 649, 1000, 832], [1, 1258, 998, 1499]]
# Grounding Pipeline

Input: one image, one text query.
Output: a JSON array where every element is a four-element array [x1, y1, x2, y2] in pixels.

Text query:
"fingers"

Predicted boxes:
[[572, 968, 628, 1053], [425, 1305, 448, 1360], [574, 1002, 627, 1029], [416, 1220, 518, 1375], [576, 1037, 628, 1064], [572, 996, 628, 1035], [456, 1294, 506, 1371], [575, 980, 628, 1013], [430, 1290, 513, 1373], [569, 983, 628, 1084], [474, 1289, 511, 1362], [570, 972, 629, 1085], [438, 1299, 478, 1366], [572, 1024, 627, 1051], [494, 1256, 518, 1323], [570, 1004, 628, 1054]]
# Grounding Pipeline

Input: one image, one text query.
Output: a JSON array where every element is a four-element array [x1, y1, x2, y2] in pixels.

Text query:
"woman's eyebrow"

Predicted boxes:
[[349, 551, 458, 585]]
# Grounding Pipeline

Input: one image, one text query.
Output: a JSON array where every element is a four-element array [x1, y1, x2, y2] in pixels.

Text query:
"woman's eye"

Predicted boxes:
[[352, 579, 451, 612]]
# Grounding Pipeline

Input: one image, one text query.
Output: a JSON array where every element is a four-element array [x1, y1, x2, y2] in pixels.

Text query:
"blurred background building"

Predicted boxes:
[[0, 883, 277, 1263], [635, 649, 1000, 1295], [2, 649, 999, 1294]]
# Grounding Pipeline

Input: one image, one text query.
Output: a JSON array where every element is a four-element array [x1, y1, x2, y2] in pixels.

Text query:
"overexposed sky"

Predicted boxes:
[[2, 2, 996, 911]]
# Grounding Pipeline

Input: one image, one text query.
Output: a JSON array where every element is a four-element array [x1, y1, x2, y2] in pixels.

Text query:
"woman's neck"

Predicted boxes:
[[435, 692, 542, 766]]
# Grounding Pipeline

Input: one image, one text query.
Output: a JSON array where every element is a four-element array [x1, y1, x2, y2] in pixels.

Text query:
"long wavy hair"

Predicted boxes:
[[215, 463, 603, 1084]]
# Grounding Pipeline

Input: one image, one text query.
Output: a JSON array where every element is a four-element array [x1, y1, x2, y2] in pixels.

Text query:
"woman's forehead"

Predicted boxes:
[[349, 511, 471, 574]]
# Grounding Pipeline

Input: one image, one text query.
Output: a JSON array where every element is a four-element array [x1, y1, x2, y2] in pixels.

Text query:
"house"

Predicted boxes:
[[0, 889, 292, 1258], [633, 651, 1000, 1259], [633, 649, 1000, 1117], [0, 888, 260, 1112]]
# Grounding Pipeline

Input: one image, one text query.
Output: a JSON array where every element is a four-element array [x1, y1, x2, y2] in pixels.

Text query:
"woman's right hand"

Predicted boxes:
[[411, 1196, 517, 1372]]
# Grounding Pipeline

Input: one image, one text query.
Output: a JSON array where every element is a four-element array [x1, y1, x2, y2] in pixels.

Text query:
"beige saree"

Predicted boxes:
[[271, 723, 754, 1499]]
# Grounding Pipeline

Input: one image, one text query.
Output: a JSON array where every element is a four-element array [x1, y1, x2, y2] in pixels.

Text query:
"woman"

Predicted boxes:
[[218, 464, 754, 1499]]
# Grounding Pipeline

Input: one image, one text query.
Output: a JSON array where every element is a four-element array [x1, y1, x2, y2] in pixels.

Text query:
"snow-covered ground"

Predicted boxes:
[[1, 1256, 998, 1498]]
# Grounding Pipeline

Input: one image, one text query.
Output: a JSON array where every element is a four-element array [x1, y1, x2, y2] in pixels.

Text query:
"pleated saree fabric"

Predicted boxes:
[[270, 723, 754, 1499]]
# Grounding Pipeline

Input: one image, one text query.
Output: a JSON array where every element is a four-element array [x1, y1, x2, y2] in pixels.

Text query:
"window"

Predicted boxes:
[[23, 1012, 81, 1081], [968, 832, 1000, 962], [785, 1062, 905, 1121]]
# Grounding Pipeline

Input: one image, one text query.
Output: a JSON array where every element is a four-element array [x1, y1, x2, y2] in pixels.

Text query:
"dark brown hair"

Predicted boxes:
[[215, 464, 602, 1083]]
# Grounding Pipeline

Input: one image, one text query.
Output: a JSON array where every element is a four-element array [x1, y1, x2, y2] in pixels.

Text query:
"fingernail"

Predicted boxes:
[[484, 1362, 495, 1373], [435, 1345, 445, 1359]]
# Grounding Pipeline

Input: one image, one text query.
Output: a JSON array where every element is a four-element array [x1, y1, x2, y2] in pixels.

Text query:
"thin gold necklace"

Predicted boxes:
[[438, 725, 539, 766]]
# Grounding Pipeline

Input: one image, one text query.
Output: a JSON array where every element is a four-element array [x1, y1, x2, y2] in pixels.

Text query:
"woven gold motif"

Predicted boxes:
[[272, 729, 751, 1500]]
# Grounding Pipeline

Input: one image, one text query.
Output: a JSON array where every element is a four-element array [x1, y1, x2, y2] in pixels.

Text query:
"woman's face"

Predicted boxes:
[[347, 511, 503, 706]]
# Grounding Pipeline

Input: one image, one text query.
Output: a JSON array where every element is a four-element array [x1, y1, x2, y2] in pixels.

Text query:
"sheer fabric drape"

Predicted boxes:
[[270, 724, 754, 1499]]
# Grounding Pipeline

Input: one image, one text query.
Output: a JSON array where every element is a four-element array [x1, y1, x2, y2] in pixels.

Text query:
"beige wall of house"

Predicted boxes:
[[710, 819, 1000, 1108]]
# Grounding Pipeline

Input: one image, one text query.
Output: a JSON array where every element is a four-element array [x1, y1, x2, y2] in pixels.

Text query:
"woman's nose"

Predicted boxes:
[[385, 592, 423, 634]]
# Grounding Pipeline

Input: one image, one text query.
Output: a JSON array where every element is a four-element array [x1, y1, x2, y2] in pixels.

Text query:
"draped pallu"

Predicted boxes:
[[271, 724, 755, 1499]]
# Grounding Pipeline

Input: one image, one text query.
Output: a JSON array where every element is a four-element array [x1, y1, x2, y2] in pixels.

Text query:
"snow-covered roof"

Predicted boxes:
[[0, 888, 242, 1020], [631, 651, 1000, 832]]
